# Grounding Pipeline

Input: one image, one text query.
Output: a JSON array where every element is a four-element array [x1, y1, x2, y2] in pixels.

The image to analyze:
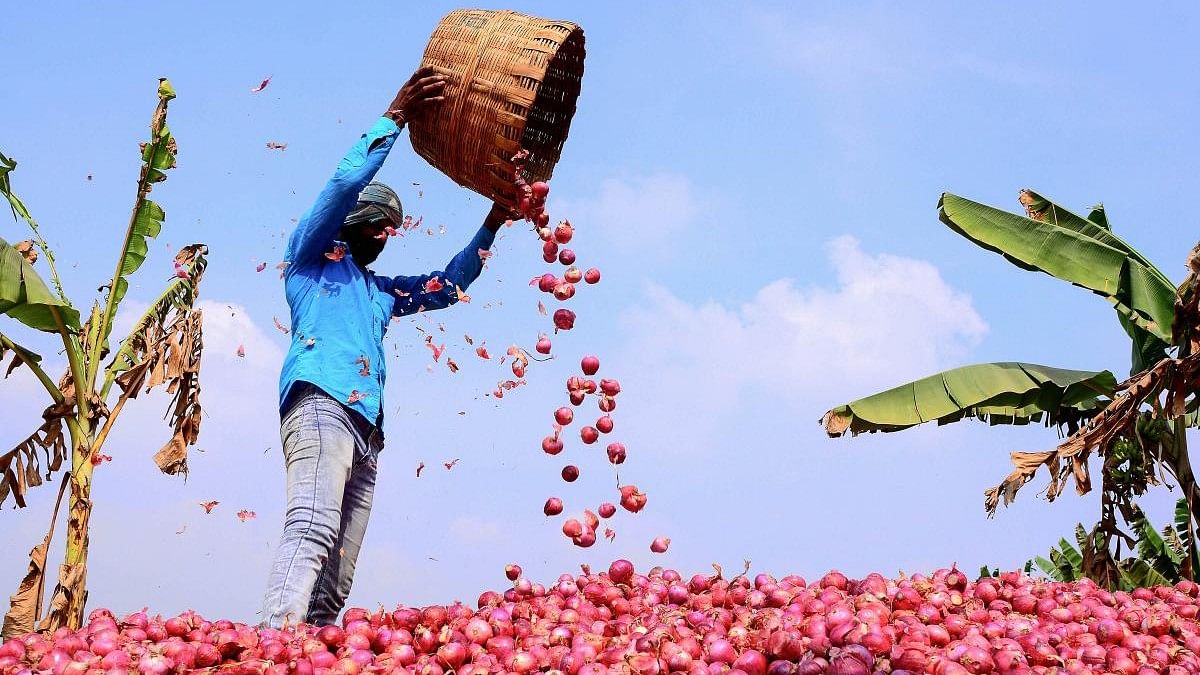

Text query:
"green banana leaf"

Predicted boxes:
[[1019, 191, 1166, 277], [1, 151, 22, 221], [96, 79, 177, 354], [1061, 532, 1084, 572], [1175, 498, 1199, 571], [1040, 534, 1084, 582], [1132, 507, 1183, 566], [1020, 191, 1173, 373], [822, 362, 1116, 437], [938, 192, 1175, 372], [0, 236, 79, 333], [1085, 204, 1110, 231], [1120, 558, 1172, 590], [1034, 555, 1065, 581], [2, 150, 70, 304]]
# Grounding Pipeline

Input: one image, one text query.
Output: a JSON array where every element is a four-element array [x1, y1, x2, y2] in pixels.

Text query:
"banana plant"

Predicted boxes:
[[0, 79, 208, 636], [822, 189, 1200, 584], [1034, 499, 1196, 591]]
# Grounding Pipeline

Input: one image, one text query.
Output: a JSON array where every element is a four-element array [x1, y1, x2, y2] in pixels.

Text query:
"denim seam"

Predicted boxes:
[[274, 397, 324, 625]]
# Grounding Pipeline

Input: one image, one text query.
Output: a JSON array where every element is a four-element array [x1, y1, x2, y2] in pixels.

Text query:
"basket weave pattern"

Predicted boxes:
[[409, 9, 585, 208]]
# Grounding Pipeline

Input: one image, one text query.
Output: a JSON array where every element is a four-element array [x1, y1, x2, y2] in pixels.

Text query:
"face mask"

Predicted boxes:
[[340, 222, 387, 266]]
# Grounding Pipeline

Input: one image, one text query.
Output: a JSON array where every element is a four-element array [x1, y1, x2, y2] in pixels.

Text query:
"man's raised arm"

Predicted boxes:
[[286, 67, 448, 267]]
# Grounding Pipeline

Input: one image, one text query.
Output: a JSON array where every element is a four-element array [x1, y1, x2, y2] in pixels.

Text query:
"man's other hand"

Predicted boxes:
[[484, 202, 519, 233], [386, 66, 448, 126]]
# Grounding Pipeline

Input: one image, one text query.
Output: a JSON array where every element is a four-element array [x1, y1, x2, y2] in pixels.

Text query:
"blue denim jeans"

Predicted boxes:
[[261, 383, 382, 627]]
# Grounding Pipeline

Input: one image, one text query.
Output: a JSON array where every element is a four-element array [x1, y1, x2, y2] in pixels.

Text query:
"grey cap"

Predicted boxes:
[[345, 181, 403, 226]]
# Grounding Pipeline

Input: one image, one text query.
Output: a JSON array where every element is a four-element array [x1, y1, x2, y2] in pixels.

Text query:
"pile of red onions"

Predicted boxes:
[[6, 562, 1200, 674]]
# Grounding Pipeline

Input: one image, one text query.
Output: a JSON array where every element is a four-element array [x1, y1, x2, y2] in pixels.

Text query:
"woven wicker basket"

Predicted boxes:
[[409, 9, 585, 208]]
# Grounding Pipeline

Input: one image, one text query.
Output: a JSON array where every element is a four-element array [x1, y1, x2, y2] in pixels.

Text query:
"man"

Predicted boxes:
[[261, 66, 511, 627]]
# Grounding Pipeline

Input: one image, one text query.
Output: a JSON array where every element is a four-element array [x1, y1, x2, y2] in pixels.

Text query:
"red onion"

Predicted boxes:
[[542, 435, 564, 455], [609, 560, 635, 585], [619, 484, 647, 512], [505, 564, 523, 582], [100, 647, 131, 670], [136, 652, 172, 675], [821, 572, 849, 591], [317, 625, 346, 648], [706, 638, 735, 664], [732, 649, 767, 675], [553, 222, 574, 244], [553, 309, 576, 331], [826, 653, 868, 675], [438, 643, 468, 669]]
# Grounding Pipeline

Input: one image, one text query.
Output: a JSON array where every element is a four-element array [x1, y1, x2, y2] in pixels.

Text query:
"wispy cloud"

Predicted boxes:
[[612, 235, 987, 454], [551, 172, 704, 263], [113, 299, 284, 371]]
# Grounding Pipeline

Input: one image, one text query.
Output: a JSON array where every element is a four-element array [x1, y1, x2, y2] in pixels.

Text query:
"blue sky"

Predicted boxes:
[[2, 2, 1199, 621]]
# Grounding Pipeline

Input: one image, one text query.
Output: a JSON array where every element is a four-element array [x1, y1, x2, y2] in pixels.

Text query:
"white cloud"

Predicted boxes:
[[613, 236, 987, 452], [551, 172, 701, 260], [115, 299, 284, 372], [194, 300, 285, 371]]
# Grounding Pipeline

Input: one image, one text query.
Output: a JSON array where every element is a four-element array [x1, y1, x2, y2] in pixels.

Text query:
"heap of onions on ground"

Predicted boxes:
[[7, 563, 1200, 674]]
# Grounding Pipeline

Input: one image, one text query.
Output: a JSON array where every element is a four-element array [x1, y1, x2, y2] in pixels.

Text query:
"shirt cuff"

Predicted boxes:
[[473, 224, 498, 250], [367, 116, 401, 141]]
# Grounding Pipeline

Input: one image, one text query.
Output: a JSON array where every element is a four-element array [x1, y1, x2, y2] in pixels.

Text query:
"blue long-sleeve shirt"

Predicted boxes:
[[278, 117, 496, 426]]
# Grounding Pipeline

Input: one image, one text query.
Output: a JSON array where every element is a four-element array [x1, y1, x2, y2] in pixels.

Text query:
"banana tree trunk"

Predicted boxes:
[[1173, 324, 1198, 580], [38, 439, 94, 631], [1173, 417, 1199, 581]]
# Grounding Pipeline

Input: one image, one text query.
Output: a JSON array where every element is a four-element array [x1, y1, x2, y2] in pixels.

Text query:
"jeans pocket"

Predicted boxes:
[[281, 398, 325, 464], [354, 432, 382, 470]]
